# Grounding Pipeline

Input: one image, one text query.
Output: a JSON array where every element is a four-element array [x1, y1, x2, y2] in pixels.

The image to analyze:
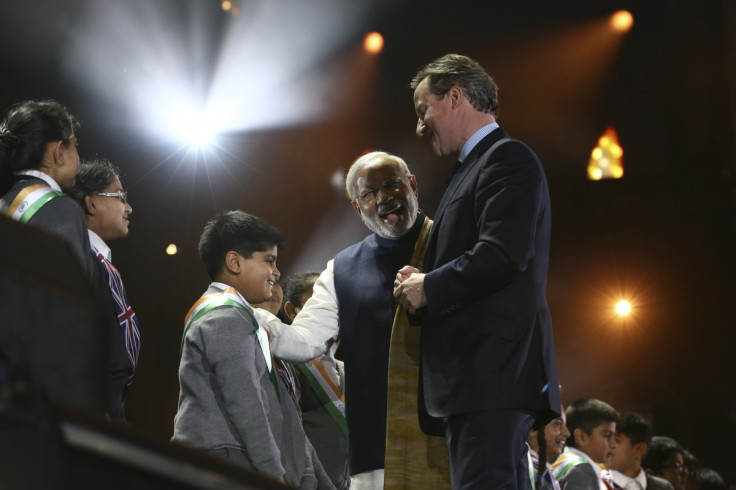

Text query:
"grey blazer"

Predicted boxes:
[[173, 285, 334, 489]]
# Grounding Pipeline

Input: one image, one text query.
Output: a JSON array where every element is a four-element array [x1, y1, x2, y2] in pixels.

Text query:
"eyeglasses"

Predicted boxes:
[[661, 462, 689, 473], [96, 191, 127, 204]]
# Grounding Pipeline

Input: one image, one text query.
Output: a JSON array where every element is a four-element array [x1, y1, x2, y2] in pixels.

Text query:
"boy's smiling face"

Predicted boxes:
[[232, 246, 280, 304]]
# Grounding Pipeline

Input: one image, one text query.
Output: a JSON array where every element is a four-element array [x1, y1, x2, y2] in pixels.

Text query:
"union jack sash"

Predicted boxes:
[[93, 248, 140, 394]]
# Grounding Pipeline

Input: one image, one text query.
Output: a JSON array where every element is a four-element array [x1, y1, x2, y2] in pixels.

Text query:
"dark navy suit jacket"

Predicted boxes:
[[420, 127, 560, 427]]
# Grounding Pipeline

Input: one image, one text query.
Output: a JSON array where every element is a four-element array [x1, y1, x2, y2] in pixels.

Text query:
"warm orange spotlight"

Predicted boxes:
[[363, 32, 384, 54], [588, 127, 624, 180], [221, 0, 232, 11], [615, 300, 632, 316], [610, 10, 633, 33], [166, 243, 178, 256]]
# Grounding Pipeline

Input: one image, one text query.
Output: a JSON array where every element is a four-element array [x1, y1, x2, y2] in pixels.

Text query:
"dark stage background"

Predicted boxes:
[[1, 0, 734, 483]]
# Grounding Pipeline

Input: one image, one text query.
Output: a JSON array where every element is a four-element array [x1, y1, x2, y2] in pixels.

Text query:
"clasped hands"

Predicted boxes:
[[393, 266, 427, 314]]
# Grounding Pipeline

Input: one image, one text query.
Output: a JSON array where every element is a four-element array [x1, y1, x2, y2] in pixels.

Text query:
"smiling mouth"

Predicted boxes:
[[378, 204, 401, 219]]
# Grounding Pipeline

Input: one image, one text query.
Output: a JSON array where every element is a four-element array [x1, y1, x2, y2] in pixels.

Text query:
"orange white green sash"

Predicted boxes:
[[297, 359, 347, 437], [5, 184, 64, 223], [182, 286, 273, 375], [551, 450, 612, 490]]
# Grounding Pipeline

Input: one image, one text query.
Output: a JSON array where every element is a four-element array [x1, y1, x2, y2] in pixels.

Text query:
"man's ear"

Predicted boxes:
[[409, 174, 418, 198], [224, 251, 241, 274], [350, 199, 363, 218], [449, 86, 463, 109], [84, 195, 97, 216], [632, 442, 647, 459]]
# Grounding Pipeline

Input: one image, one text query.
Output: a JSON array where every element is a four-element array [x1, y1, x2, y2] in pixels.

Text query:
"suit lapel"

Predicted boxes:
[[425, 127, 510, 268], [432, 127, 510, 225]]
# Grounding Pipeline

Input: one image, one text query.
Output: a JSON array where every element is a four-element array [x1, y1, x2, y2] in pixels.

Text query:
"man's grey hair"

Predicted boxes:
[[345, 151, 411, 200]]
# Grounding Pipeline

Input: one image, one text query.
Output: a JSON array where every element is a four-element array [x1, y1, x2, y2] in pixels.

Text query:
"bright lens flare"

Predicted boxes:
[[610, 10, 634, 33], [615, 300, 632, 316], [170, 109, 216, 148], [363, 32, 384, 54]]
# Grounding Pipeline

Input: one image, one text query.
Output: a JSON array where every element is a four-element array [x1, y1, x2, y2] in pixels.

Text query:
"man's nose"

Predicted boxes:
[[416, 119, 425, 136], [376, 187, 392, 203]]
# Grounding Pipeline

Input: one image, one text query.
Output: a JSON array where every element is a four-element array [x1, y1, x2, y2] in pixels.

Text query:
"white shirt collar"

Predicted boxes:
[[458, 122, 499, 163], [88, 230, 111, 261], [610, 468, 647, 489], [17, 169, 62, 192], [635, 468, 648, 488]]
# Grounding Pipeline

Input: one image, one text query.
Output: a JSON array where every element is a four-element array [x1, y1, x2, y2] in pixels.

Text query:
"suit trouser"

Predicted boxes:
[[444, 408, 535, 490]]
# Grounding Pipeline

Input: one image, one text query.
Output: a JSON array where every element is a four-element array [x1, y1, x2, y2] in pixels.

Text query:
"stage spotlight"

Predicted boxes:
[[610, 10, 633, 33], [166, 244, 178, 255], [221, 0, 239, 15], [615, 300, 632, 316], [588, 127, 623, 180], [363, 32, 384, 54], [170, 109, 216, 148]]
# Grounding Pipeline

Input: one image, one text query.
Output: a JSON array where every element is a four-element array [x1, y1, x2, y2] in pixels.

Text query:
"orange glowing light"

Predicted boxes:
[[221, 0, 232, 11], [363, 32, 384, 54], [588, 127, 624, 180], [615, 300, 632, 316], [610, 10, 633, 33]]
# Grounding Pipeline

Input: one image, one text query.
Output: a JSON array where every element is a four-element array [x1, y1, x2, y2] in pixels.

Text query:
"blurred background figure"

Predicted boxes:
[[643, 436, 688, 490], [528, 404, 569, 489], [281, 271, 349, 490], [608, 412, 673, 489]]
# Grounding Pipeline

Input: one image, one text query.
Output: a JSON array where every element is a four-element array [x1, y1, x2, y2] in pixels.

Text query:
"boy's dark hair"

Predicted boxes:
[[565, 398, 618, 448], [198, 210, 285, 280], [283, 271, 320, 307], [698, 468, 726, 490], [642, 436, 684, 474], [616, 412, 654, 447], [68, 158, 121, 212]]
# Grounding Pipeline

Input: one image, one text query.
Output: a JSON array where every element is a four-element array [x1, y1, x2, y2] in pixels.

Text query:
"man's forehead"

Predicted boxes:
[[357, 160, 405, 182]]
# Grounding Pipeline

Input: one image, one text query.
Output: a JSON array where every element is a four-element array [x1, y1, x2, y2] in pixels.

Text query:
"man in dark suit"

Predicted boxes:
[[394, 53, 560, 489]]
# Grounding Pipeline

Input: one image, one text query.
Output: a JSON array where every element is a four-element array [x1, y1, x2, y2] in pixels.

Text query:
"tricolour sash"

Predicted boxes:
[[182, 287, 279, 397], [297, 359, 347, 437], [5, 184, 64, 223], [552, 451, 613, 490]]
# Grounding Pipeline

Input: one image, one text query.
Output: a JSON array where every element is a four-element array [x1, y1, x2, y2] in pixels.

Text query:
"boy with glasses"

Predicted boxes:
[[642, 436, 688, 490]]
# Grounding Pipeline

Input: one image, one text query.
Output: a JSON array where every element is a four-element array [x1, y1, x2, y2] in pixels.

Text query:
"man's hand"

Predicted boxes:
[[393, 266, 427, 314]]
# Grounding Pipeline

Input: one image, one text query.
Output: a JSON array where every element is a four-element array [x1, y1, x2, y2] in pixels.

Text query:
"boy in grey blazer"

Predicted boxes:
[[172, 210, 334, 489]]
